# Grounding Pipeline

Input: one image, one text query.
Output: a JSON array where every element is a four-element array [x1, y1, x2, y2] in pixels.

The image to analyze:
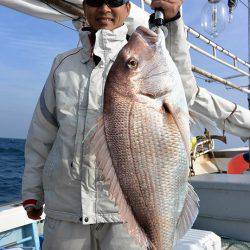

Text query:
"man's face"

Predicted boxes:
[[83, 1, 131, 31]]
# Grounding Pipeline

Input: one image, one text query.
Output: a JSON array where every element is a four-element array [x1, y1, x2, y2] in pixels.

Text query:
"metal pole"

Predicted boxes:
[[186, 26, 250, 68], [192, 66, 250, 94], [189, 42, 250, 76]]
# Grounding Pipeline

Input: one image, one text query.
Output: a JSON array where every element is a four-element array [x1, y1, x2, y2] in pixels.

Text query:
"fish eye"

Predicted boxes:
[[126, 58, 138, 69]]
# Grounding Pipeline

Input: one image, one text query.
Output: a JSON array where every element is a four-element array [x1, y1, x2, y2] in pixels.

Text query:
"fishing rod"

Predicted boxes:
[[154, 8, 164, 27]]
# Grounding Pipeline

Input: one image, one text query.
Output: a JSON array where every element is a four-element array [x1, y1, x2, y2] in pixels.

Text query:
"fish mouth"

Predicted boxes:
[[135, 26, 158, 45]]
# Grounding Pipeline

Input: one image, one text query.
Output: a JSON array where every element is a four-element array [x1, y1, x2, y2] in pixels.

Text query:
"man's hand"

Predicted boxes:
[[26, 206, 43, 220], [150, 0, 183, 20]]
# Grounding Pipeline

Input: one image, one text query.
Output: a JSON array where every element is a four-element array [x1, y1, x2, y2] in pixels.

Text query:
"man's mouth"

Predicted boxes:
[[96, 17, 114, 23]]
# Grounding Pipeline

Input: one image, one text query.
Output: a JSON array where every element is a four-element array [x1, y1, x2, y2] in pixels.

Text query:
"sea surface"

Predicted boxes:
[[0, 137, 25, 205]]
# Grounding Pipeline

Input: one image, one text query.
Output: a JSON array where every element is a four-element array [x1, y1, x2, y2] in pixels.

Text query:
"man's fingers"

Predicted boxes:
[[28, 214, 41, 220], [151, 0, 181, 19], [151, 0, 182, 8], [27, 212, 41, 220], [26, 207, 43, 220]]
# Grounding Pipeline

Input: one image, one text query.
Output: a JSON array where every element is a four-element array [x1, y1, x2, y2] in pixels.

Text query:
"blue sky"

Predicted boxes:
[[0, 0, 249, 149]]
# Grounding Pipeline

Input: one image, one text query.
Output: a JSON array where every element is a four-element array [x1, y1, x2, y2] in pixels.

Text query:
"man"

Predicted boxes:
[[22, 0, 250, 249], [22, 0, 183, 249]]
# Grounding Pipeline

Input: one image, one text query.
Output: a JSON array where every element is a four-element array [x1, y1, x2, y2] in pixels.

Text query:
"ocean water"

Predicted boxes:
[[0, 137, 25, 205]]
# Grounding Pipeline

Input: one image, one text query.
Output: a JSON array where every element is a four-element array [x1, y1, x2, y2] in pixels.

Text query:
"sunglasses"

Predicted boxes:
[[85, 0, 129, 8]]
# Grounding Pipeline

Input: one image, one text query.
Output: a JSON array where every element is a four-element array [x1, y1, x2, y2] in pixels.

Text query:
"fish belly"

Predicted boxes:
[[104, 98, 189, 250]]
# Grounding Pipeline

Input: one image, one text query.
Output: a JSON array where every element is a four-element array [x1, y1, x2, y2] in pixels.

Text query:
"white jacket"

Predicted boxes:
[[22, 18, 250, 225], [165, 19, 250, 139]]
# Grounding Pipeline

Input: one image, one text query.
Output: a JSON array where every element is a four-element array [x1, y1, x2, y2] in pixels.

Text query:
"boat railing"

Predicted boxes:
[[139, 0, 250, 95]]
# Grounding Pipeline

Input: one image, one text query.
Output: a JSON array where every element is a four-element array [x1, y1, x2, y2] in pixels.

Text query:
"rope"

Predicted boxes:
[[223, 103, 238, 137], [195, 85, 200, 98]]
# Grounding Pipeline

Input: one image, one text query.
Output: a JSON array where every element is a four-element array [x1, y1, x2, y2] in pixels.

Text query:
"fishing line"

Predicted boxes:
[[233, 0, 249, 9], [39, 1, 79, 32], [40, 0, 75, 19], [194, 75, 207, 82], [195, 75, 236, 92], [224, 84, 249, 89], [54, 21, 77, 31], [238, 0, 249, 9]]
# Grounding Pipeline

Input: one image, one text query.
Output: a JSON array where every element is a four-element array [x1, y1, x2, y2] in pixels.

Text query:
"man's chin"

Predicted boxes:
[[93, 22, 118, 31]]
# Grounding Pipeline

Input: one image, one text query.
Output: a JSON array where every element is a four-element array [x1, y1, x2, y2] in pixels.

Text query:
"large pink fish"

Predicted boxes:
[[92, 26, 199, 250]]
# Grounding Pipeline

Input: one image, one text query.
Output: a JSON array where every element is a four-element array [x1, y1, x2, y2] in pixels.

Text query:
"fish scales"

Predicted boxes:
[[92, 26, 199, 250], [104, 95, 189, 249]]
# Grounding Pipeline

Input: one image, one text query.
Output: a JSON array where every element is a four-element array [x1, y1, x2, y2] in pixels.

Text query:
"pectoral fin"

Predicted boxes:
[[163, 101, 190, 158]]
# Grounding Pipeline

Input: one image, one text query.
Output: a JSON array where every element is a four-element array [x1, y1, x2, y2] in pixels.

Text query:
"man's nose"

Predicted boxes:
[[98, 3, 111, 12]]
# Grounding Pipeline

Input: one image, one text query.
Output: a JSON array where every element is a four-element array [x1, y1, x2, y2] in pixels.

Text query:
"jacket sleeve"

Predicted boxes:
[[164, 17, 250, 139], [22, 57, 59, 207]]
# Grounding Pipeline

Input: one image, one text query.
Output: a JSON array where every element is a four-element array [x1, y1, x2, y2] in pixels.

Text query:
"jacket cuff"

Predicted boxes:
[[164, 11, 181, 24], [23, 199, 37, 210]]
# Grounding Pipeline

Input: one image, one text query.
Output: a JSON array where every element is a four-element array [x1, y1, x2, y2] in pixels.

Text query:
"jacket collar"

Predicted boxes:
[[79, 25, 128, 64]]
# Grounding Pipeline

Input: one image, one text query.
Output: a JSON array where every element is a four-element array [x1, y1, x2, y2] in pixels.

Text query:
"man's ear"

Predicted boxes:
[[125, 2, 131, 17]]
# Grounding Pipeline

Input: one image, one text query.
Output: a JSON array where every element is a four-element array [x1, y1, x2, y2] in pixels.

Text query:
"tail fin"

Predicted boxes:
[[174, 183, 199, 242]]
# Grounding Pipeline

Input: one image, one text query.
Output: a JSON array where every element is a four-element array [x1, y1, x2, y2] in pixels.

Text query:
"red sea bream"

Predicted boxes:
[[92, 26, 199, 250]]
